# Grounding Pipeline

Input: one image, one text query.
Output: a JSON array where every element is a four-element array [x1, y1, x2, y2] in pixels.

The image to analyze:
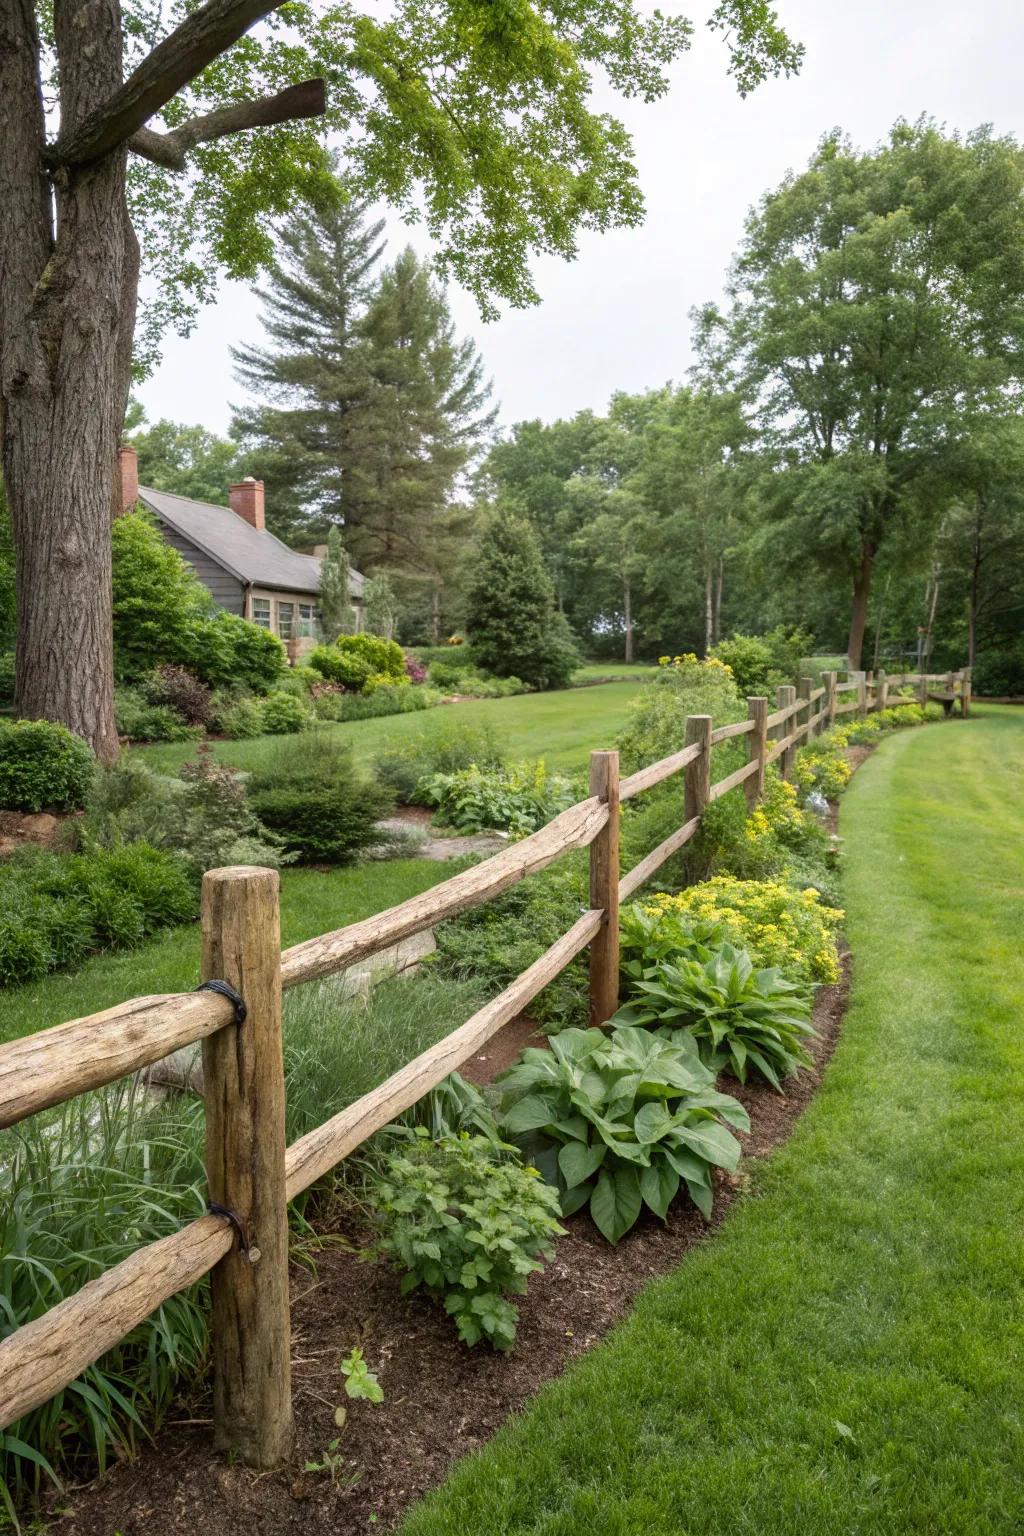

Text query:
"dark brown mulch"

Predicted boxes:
[[45, 959, 850, 1536]]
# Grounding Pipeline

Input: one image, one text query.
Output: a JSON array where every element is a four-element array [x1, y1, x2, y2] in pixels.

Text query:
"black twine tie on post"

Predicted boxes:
[[194, 977, 247, 1024]]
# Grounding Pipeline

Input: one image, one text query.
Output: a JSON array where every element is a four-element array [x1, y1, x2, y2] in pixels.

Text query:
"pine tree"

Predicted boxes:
[[318, 527, 355, 641], [232, 199, 495, 566], [466, 512, 580, 689], [231, 190, 386, 545]]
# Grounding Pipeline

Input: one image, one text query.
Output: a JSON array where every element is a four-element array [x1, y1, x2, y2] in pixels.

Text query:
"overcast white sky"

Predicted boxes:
[[137, 0, 1024, 437]]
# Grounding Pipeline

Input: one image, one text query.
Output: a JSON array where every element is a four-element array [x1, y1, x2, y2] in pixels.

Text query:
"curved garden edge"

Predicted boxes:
[[40, 755, 882, 1536]]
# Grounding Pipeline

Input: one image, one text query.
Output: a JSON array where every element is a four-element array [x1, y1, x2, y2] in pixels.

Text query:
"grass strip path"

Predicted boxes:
[[397, 705, 1024, 1536]]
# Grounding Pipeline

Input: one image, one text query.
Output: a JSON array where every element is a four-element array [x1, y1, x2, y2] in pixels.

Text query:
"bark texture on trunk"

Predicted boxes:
[[703, 562, 713, 656], [623, 575, 632, 663], [1, 0, 138, 761], [846, 541, 874, 671]]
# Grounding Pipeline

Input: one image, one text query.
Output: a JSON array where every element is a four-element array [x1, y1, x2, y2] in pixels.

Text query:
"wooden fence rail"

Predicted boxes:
[[0, 666, 971, 1455]]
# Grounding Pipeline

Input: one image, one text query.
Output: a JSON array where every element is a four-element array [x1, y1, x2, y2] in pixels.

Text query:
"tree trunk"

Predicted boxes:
[[431, 582, 441, 644], [1, 0, 138, 762], [623, 575, 633, 664], [704, 562, 714, 656], [846, 542, 875, 670], [713, 554, 724, 646]]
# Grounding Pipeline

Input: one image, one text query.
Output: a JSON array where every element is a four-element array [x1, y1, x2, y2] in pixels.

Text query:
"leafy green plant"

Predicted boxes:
[[615, 943, 815, 1090], [214, 695, 265, 739], [312, 683, 440, 723], [310, 633, 408, 692], [372, 720, 506, 804], [0, 718, 95, 812], [0, 842, 197, 987], [497, 1025, 749, 1240], [370, 1131, 564, 1349], [340, 1347, 384, 1403], [420, 759, 575, 836], [114, 685, 201, 743], [618, 654, 743, 773]]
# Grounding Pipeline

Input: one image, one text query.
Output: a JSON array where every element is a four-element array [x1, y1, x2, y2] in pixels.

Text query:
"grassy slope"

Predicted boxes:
[[0, 861, 449, 1045], [397, 705, 1024, 1536], [133, 679, 645, 777]]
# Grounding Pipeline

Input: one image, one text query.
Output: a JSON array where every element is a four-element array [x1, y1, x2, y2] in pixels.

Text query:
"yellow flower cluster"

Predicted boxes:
[[646, 875, 843, 985], [656, 653, 733, 675]]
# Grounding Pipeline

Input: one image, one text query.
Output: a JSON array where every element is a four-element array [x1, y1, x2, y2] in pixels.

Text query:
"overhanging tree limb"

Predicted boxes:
[[46, 0, 297, 168], [128, 78, 326, 170]]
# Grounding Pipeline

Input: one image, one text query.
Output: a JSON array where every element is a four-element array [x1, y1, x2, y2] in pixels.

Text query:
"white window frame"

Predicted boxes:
[[251, 596, 272, 629], [277, 600, 295, 640]]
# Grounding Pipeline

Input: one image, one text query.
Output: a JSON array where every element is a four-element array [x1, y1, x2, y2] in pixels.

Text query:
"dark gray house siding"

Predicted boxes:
[[155, 519, 245, 615]]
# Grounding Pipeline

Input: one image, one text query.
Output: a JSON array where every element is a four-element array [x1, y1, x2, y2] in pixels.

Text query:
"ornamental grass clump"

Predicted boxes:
[[645, 877, 843, 985], [497, 1025, 748, 1240]]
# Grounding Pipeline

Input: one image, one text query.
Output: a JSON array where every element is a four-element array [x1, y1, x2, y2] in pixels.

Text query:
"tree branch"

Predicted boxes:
[[46, 0, 299, 168], [128, 78, 326, 169]]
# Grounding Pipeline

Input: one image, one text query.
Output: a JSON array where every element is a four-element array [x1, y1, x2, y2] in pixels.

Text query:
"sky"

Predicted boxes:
[[137, 0, 1024, 438]]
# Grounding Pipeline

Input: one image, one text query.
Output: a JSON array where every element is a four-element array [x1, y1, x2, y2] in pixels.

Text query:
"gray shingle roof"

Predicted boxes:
[[138, 486, 364, 597]]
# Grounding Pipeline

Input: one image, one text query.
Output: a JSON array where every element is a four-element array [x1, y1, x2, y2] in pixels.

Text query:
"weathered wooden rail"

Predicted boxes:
[[0, 666, 969, 1463]]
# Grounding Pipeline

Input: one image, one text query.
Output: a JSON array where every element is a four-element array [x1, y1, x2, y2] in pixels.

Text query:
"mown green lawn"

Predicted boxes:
[[0, 860, 450, 1046], [133, 679, 646, 777], [0, 682, 646, 1047], [397, 704, 1024, 1536]]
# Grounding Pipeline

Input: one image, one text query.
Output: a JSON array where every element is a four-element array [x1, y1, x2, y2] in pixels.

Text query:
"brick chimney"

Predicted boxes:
[[114, 445, 139, 516], [229, 477, 265, 531]]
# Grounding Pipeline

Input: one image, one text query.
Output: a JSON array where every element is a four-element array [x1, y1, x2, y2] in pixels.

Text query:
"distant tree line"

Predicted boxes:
[[115, 120, 1024, 694]]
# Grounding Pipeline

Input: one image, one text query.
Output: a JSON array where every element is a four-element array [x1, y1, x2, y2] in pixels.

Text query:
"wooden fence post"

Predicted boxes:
[[798, 676, 813, 744], [877, 668, 888, 711], [918, 670, 929, 706], [684, 714, 712, 829], [776, 685, 796, 780], [201, 866, 293, 1468], [962, 667, 972, 717], [853, 669, 867, 718], [745, 697, 768, 810], [588, 751, 620, 1027], [824, 671, 837, 728]]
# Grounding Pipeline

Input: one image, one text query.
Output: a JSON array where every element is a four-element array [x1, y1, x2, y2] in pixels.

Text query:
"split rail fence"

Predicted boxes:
[[0, 665, 970, 1465]]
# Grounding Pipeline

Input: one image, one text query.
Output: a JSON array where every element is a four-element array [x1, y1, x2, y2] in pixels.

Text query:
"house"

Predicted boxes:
[[116, 446, 364, 656]]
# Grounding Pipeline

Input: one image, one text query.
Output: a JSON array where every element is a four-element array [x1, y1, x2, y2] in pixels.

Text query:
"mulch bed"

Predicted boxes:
[[45, 959, 850, 1536]]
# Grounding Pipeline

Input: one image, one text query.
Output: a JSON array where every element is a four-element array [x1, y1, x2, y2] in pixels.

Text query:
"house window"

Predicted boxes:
[[251, 597, 271, 629], [298, 602, 320, 639], [277, 601, 295, 640]]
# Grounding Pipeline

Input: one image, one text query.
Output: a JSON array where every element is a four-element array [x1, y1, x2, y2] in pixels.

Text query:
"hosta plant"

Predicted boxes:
[[615, 943, 816, 1091], [497, 1025, 749, 1241], [370, 1131, 564, 1350]]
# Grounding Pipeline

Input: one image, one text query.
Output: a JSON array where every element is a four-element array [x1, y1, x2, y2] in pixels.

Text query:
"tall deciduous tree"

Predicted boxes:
[[704, 120, 1024, 668], [0, 0, 798, 755]]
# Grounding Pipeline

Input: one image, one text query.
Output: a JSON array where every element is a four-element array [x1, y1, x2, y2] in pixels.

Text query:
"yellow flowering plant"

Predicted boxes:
[[644, 876, 843, 986]]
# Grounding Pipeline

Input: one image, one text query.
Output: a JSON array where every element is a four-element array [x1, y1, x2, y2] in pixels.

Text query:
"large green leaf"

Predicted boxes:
[[558, 1139, 606, 1189], [640, 1158, 680, 1221], [502, 1093, 558, 1135], [590, 1165, 642, 1243]]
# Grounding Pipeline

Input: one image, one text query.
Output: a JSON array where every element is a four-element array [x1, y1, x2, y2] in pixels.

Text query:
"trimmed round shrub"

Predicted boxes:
[[0, 718, 95, 812], [259, 690, 311, 734], [310, 633, 407, 692], [247, 737, 391, 862], [309, 645, 375, 689], [215, 696, 265, 739]]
